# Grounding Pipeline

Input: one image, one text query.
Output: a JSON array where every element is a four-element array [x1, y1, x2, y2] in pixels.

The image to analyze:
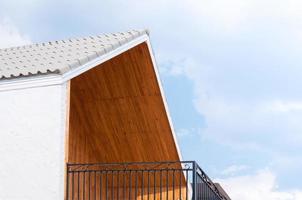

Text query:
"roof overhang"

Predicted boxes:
[[0, 34, 149, 92]]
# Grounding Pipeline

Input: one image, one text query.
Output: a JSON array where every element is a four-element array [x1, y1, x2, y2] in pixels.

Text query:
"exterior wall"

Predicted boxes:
[[0, 84, 68, 200]]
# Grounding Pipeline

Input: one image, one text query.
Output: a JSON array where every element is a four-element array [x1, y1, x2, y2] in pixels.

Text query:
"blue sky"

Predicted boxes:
[[1, 0, 302, 199]]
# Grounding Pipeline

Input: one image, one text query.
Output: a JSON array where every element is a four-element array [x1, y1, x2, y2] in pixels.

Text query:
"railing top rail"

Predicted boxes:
[[67, 160, 195, 167]]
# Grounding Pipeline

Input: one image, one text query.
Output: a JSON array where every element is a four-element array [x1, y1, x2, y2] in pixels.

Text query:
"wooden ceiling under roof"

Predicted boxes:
[[67, 42, 181, 164]]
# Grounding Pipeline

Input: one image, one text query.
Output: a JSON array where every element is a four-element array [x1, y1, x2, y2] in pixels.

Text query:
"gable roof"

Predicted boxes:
[[0, 30, 148, 80], [0, 28, 183, 166]]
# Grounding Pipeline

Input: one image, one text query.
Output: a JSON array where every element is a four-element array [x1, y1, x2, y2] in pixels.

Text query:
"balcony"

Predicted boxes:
[[66, 161, 229, 200]]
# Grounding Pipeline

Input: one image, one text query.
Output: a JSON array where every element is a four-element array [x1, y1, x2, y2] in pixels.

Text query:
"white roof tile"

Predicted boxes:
[[0, 29, 148, 79]]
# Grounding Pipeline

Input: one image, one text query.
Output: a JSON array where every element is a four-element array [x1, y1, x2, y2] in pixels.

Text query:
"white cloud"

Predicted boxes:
[[268, 101, 302, 113], [221, 165, 250, 176], [161, 56, 302, 148], [184, 0, 302, 34], [176, 128, 201, 138], [0, 18, 31, 48], [216, 169, 302, 200], [160, 60, 186, 76], [176, 128, 192, 137], [186, 0, 253, 33]]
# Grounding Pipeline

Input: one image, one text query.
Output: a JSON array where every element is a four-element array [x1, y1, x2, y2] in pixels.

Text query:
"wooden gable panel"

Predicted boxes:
[[68, 42, 180, 163]]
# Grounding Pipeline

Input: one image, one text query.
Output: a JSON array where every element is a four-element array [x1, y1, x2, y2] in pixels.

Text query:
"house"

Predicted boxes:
[[0, 30, 230, 200]]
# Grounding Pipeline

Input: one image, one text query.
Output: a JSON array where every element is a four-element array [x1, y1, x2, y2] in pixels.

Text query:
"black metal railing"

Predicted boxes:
[[66, 161, 229, 200]]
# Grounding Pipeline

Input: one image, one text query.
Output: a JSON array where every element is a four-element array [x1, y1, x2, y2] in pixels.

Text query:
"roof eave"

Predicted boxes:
[[0, 34, 149, 92]]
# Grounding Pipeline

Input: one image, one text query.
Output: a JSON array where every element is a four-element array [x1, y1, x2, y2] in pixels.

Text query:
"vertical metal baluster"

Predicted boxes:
[[66, 169, 69, 200], [83, 172, 86, 200], [105, 171, 108, 200], [179, 170, 181, 200], [196, 175, 198, 200], [200, 179, 202, 200], [202, 174, 204, 198], [111, 171, 114, 200], [160, 170, 162, 200], [208, 180, 210, 200], [208, 181, 210, 200], [72, 172, 74, 200], [135, 170, 138, 199], [200, 177, 202, 200], [141, 170, 144, 200], [172, 170, 175, 200], [206, 181, 208, 200], [192, 162, 197, 200], [166, 169, 169, 200], [204, 182, 210, 199], [201, 179, 203, 200], [94, 171, 96, 200], [205, 180, 208, 200], [100, 172, 102, 200], [78, 172, 80, 200], [89, 172, 91, 200], [200, 177, 205, 198], [197, 175, 202, 199], [203, 178, 206, 200], [201, 177, 203, 200], [153, 171, 156, 200], [206, 181, 207, 200], [147, 171, 150, 200], [207, 181, 210, 200], [117, 171, 120, 200], [186, 170, 188, 200], [129, 170, 132, 200], [123, 171, 126, 200]]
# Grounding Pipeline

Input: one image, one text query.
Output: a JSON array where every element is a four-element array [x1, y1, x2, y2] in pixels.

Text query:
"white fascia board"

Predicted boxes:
[[144, 39, 184, 162], [146, 39, 186, 188], [0, 35, 149, 92], [0, 74, 62, 92]]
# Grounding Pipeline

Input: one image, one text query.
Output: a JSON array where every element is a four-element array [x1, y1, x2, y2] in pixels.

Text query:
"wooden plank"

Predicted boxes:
[[68, 42, 181, 164]]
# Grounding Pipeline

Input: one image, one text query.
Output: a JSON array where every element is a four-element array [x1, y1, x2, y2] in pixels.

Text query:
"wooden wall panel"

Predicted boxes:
[[68, 42, 180, 164]]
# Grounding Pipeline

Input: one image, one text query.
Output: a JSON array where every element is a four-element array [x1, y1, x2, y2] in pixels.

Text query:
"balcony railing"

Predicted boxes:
[[66, 161, 229, 200]]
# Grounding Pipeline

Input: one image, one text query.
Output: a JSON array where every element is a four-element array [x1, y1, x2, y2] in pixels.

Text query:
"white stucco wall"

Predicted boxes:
[[0, 83, 68, 200]]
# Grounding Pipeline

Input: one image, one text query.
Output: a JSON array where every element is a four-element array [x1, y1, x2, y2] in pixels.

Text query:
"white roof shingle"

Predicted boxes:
[[0, 30, 148, 80]]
